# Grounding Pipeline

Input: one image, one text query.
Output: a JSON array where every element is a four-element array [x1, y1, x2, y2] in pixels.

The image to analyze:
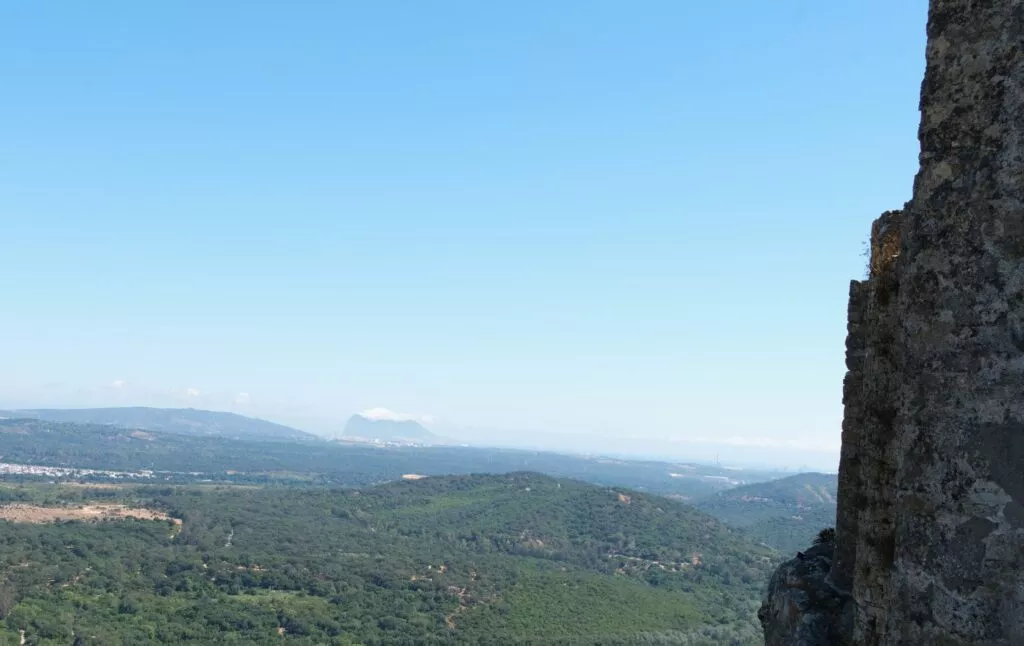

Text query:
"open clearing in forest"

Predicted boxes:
[[0, 503, 181, 524]]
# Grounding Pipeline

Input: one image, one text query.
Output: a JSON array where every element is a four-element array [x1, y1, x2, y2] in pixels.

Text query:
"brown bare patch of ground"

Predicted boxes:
[[444, 586, 471, 630], [0, 504, 180, 525]]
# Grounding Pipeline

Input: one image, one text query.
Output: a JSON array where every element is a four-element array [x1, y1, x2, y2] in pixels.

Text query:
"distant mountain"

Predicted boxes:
[[341, 414, 441, 444], [694, 472, 838, 553], [0, 407, 316, 442]]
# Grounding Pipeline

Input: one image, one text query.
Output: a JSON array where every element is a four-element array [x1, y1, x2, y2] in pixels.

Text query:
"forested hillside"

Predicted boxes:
[[0, 474, 777, 645], [694, 473, 837, 552]]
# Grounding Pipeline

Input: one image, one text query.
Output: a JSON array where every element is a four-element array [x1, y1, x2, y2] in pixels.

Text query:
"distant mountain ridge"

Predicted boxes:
[[0, 407, 316, 441], [341, 414, 441, 444], [0, 417, 789, 500]]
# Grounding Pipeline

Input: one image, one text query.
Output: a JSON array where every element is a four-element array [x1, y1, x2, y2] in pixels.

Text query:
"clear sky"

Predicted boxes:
[[1, 1, 928, 469]]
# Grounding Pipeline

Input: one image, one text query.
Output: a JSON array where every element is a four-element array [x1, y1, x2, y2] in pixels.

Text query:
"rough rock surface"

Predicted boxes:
[[761, 0, 1024, 643], [759, 543, 852, 646]]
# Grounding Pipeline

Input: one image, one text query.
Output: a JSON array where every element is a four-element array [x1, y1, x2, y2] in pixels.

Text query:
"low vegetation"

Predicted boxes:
[[813, 527, 836, 546]]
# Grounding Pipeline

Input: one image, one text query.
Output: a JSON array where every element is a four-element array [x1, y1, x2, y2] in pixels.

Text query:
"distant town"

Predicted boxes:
[[0, 461, 154, 480]]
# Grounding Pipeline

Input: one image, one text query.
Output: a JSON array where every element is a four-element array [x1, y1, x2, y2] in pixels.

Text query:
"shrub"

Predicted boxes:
[[813, 527, 836, 545]]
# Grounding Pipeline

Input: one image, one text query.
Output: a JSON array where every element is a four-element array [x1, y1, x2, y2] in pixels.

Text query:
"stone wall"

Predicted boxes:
[[762, 0, 1024, 643]]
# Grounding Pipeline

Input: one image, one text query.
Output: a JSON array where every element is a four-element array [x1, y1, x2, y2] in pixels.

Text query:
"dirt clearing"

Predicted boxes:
[[0, 504, 181, 525]]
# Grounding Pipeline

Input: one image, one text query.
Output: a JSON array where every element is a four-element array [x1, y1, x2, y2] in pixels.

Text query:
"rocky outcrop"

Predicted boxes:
[[761, 0, 1024, 643], [759, 543, 852, 646]]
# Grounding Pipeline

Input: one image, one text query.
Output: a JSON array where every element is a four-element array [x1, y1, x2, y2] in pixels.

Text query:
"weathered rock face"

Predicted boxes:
[[759, 543, 853, 646], [879, 1, 1024, 641], [761, 0, 1024, 643]]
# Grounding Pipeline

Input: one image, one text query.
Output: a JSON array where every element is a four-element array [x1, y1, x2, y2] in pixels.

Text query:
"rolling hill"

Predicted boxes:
[[694, 472, 838, 553], [0, 407, 316, 442], [0, 473, 778, 644]]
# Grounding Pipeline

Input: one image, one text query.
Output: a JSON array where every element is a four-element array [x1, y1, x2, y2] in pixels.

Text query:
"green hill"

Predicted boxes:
[[694, 472, 837, 553], [0, 473, 778, 645]]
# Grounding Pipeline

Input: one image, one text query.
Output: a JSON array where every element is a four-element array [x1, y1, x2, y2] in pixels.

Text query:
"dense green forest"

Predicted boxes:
[[0, 419, 780, 498], [0, 416, 829, 643], [0, 474, 777, 645], [693, 473, 837, 553]]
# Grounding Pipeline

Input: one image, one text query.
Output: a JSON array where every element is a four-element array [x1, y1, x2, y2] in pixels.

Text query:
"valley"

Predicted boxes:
[[0, 414, 836, 644], [0, 418, 786, 497]]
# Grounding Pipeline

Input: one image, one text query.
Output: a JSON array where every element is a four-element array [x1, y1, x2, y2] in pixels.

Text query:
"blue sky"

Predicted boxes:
[[0, 1, 927, 468]]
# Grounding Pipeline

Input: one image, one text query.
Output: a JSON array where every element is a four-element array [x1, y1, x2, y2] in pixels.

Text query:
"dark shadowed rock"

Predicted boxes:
[[759, 543, 852, 646]]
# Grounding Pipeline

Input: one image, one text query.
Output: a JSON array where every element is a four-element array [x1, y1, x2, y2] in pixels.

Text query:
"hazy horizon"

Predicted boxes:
[[2, 1, 926, 475], [0, 396, 839, 472]]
